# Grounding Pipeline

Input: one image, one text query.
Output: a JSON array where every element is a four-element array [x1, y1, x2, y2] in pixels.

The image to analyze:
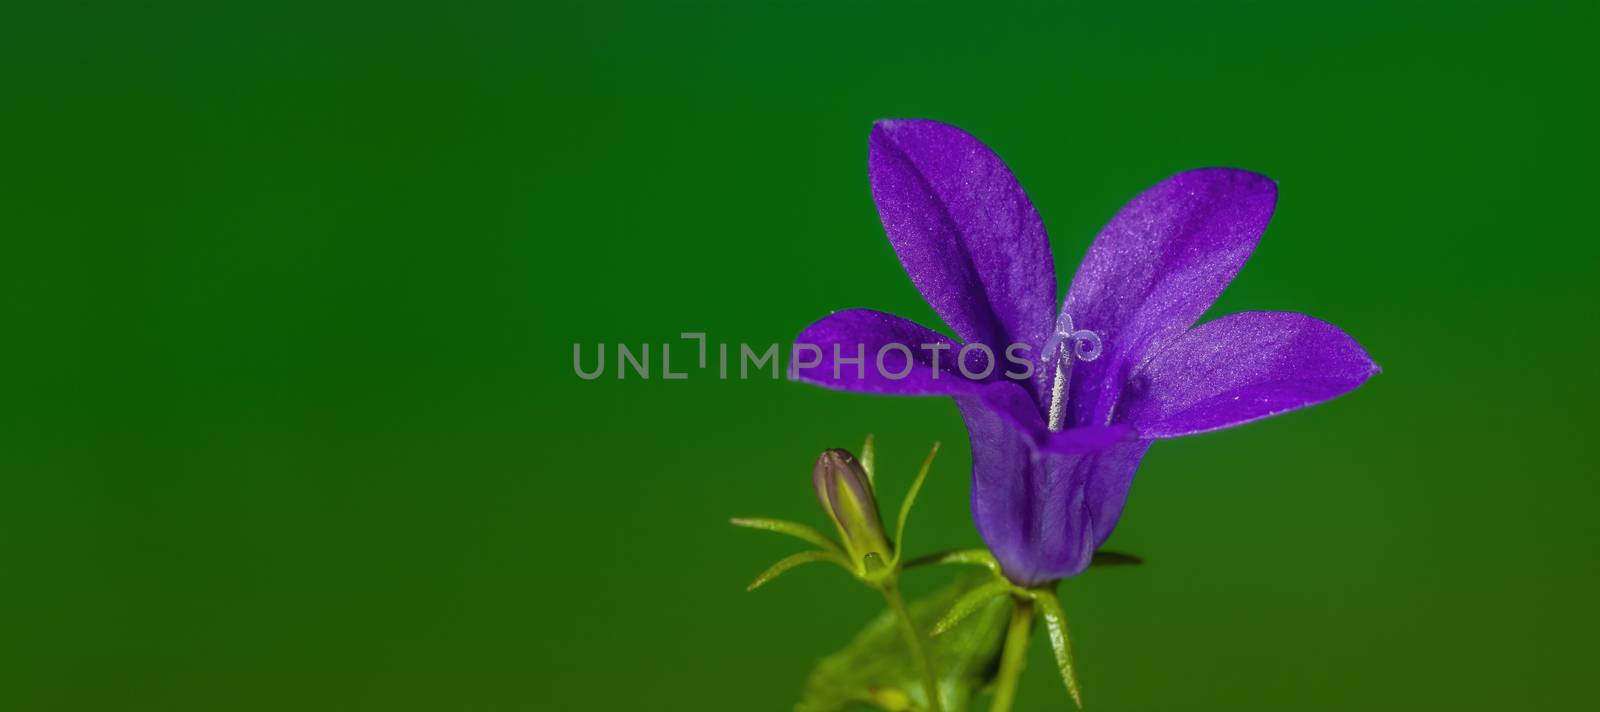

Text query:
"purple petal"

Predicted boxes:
[[869, 120, 1057, 387], [1080, 440, 1153, 552], [1063, 168, 1278, 428], [793, 308, 1125, 450], [792, 309, 990, 396], [1118, 311, 1380, 438], [959, 397, 1151, 585]]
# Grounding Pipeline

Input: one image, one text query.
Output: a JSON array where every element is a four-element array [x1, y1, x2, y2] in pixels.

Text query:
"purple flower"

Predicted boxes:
[[794, 119, 1378, 586]]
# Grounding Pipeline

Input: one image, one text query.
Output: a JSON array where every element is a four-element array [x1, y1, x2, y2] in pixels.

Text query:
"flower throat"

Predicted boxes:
[[1042, 313, 1102, 432]]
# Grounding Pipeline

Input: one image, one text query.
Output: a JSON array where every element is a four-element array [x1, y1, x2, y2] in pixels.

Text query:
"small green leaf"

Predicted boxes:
[[730, 517, 845, 557], [747, 550, 849, 591], [932, 579, 1011, 636], [798, 573, 1012, 712], [893, 442, 940, 562], [1032, 589, 1083, 708]]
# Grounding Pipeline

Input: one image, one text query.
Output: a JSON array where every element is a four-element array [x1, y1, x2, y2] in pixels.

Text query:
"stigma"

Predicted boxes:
[[1042, 314, 1102, 432]]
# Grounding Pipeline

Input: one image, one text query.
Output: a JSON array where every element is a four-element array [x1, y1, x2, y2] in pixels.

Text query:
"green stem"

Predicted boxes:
[[990, 598, 1034, 712], [882, 583, 943, 712]]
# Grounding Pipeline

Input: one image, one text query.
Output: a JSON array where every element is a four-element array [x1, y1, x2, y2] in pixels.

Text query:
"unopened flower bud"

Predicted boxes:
[[813, 448, 893, 569]]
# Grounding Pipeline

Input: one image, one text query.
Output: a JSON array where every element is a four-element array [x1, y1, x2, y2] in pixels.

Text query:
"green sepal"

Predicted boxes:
[[1031, 588, 1083, 708], [892, 442, 939, 565], [729, 517, 846, 558], [746, 550, 850, 591], [901, 548, 1001, 576], [1089, 550, 1143, 567], [931, 579, 1011, 636], [798, 573, 1012, 712], [860, 433, 877, 488]]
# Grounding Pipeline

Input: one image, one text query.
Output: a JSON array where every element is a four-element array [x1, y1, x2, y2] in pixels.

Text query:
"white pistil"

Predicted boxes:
[[1043, 314, 1102, 433], [1047, 359, 1071, 432]]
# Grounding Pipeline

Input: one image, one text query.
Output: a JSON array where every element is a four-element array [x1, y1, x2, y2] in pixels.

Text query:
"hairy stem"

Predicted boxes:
[[990, 598, 1034, 712], [882, 582, 943, 712]]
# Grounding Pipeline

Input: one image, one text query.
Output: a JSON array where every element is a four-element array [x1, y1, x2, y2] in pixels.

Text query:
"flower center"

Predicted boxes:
[[1041, 314, 1102, 432]]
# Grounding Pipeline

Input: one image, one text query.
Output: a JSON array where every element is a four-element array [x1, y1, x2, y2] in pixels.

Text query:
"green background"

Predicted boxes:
[[3, 1, 1596, 709]]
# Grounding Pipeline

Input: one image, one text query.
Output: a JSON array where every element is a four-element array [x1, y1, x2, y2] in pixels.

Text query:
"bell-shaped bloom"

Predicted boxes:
[[794, 120, 1378, 586]]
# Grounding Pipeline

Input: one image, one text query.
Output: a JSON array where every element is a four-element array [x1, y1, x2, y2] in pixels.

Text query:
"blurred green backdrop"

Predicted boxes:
[[3, 0, 1596, 710]]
